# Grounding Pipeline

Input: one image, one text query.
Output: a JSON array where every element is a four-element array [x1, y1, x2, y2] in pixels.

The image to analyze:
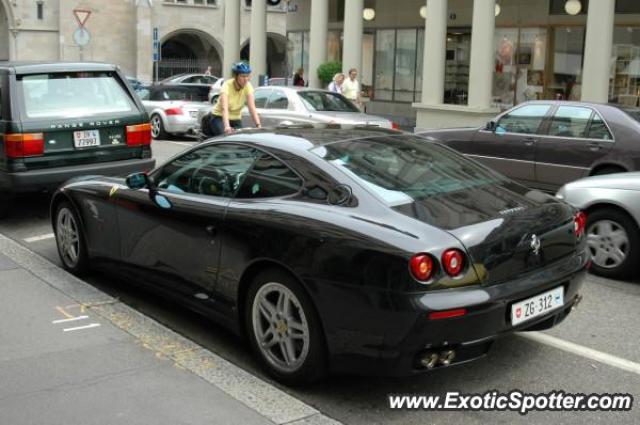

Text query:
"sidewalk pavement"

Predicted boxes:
[[0, 233, 342, 425]]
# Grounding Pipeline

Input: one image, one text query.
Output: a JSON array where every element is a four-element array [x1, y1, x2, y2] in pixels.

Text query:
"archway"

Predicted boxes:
[[159, 29, 223, 80], [0, 0, 11, 60], [240, 33, 288, 78]]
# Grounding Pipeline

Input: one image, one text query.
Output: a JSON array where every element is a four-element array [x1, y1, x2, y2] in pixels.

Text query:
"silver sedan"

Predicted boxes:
[[209, 87, 396, 129], [556, 173, 640, 279]]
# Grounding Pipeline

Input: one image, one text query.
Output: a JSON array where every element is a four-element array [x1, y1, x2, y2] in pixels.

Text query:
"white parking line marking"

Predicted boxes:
[[520, 331, 640, 376], [63, 323, 101, 332], [52, 315, 89, 324], [24, 233, 55, 243]]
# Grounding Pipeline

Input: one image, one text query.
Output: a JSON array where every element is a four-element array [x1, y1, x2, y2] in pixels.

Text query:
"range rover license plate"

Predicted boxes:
[[74, 130, 100, 148], [511, 286, 564, 326]]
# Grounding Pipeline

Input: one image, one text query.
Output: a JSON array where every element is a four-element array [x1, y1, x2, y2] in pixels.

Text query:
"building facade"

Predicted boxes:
[[286, 0, 640, 130], [0, 0, 287, 82]]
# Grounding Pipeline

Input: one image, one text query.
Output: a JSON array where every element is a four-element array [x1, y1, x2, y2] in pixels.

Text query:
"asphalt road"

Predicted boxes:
[[2, 138, 639, 424]]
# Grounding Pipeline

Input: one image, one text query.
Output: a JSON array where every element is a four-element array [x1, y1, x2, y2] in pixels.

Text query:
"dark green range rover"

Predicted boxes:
[[0, 62, 155, 217]]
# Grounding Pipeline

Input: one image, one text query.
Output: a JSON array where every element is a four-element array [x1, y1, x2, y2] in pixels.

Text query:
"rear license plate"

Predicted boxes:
[[511, 286, 564, 326], [73, 130, 100, 148]]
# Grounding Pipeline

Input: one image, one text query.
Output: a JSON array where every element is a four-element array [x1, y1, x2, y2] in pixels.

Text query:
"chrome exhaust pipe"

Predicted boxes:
[[439, 349, 456, 366], [419, 352, 439, 369]]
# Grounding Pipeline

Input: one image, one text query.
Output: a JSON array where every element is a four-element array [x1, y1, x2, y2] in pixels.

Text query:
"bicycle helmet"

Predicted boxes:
[[231, 62, 252, 75]]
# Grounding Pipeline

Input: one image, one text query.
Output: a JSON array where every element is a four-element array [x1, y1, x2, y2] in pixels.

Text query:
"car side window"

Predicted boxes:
[[266, 90, 289, 110], [548, 106, 593, 138], [587, 113, 613, 140], [155, 144, 259, 198], [136, 88, 150, 100], [235, 154, 303, 199], [253, 89, 271, 108], [496, 104, 551, 135]]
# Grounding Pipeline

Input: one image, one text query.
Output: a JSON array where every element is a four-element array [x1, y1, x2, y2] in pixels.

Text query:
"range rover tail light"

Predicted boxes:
[[574, 211, 587, 237], [442, 249, 466, 277], [126, 123, 152, 146], [4, 133, 45, 158], [409, 254, 435, 282]]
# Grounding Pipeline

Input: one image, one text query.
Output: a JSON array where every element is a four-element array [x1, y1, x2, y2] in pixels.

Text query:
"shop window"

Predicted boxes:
[[610, 27, 640, 106], [374, 30, 395, 101], [415, 29, 424, 102], [587, 114, 613, 140], [444, 30, 470, 105], [394, 29, 417, 102], [547, 27, 585, 101], [493, 28, 518, 109]]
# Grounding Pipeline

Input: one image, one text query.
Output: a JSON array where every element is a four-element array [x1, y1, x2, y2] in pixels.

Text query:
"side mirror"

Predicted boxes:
[[485, 121, 497, 132], [125, 172, 149, 190], [327, 184, 353, 206]]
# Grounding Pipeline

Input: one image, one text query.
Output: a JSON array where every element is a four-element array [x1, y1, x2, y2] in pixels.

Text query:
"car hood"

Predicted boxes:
[[562, 172, 640, 191]]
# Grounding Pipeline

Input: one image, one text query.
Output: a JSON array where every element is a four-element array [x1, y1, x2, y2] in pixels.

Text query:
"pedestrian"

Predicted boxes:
[[204, 65, 212, 76], [342, 68, 361, 107], [202, 62, 262, 137], [327, 73, 345, 94], [293, 67, 305, 86]]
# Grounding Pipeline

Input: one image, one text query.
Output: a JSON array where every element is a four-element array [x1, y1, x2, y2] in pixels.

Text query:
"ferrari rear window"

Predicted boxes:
[[311, 136, 507, 206]]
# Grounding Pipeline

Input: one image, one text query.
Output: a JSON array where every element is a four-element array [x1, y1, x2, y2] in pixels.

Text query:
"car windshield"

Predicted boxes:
[[298, 91, 360, 112], [311, 136, 507, 206], [18, 71, 137, 119]]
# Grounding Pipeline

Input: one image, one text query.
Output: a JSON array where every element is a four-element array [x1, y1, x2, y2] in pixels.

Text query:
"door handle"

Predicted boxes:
[[205, 224, 217, 236], [522, 137, 537, 146], [588, 142, 602, 151]]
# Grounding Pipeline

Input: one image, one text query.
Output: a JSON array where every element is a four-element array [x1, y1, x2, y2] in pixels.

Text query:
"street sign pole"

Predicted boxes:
[[153, 27, 159, 82]]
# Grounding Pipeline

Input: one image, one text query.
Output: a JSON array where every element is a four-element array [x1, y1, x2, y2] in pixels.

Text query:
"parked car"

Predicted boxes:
[[418, 101, 640, 192], [207, 87, 397, 129], [557, 172, 640, 279], [137, 84, 211, 139], [0, 61, 155, 218], [161, 74, 225, 103], [51, 126, 587, 384]]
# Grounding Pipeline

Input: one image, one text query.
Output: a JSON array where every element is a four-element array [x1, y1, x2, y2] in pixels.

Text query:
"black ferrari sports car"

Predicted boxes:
[[51, 125, 588, 384]]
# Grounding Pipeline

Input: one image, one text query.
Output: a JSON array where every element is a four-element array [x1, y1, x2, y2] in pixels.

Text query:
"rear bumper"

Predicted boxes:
[[0, 158, 156, 193], [165, 115, 198, 134], [323, 251, 588, 377]]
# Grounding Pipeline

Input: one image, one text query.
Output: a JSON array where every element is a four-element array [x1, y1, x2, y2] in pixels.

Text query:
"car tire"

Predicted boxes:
[[586, 207, 639, 280], [54, 201, 90, 275], [245, 268, 327, 385], [592, 166, 626, 176], [150, 114, 168, 140]]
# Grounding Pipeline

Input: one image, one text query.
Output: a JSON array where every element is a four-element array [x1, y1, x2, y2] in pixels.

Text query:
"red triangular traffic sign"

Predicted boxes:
[[73, 9, 91, 27]]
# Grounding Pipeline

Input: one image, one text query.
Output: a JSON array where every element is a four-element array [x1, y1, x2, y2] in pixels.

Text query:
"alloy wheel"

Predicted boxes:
[[56, 207, 80, 268], [586, 219, 629, 269], [251, 282, 310, 373], [151, 115, 161, 138]]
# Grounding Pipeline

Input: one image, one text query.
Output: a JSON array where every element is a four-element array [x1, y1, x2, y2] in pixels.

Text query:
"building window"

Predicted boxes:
[[548, 26, 585, 101], [287, 32, 308, 80], [444, 30, 471, 105], [374, 30, 395, 101], [37, 1, 44, 20], [163, 0, 217, 6], [394, 29, 417, 102], [610, 27, 640, 106]]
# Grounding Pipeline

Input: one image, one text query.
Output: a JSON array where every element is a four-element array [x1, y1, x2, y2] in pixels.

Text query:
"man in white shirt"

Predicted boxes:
[[342, 68, 361, 108]]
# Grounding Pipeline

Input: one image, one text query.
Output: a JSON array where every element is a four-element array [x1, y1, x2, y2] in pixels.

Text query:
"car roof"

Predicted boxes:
[[210, 125, 403, 152], [0, 61, 118, 74]]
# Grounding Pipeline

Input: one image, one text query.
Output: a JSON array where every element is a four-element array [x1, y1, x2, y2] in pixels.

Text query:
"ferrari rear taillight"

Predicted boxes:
[[4, 133, 45, 158], [126, 123, 152, 146], [409, 254, 435, 282], [442, 249, 465, 277], [164, 107, 183, 116], [574, 211, 587, 237]]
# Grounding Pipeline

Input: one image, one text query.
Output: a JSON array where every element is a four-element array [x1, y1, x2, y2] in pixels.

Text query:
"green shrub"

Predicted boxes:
[[317, 62, 342, 85]]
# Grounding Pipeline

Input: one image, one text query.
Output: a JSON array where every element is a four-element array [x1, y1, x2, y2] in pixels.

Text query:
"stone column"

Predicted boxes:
[[135, 0, 153, 83], [308, 0, 328, 88], [421, 0, 447, 104], [467, 0, 495, 109], [223, 0, 241, 79], [249, 0, 267, 86], [581, 0, 615, 102], [341, 0, 363, 75]]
